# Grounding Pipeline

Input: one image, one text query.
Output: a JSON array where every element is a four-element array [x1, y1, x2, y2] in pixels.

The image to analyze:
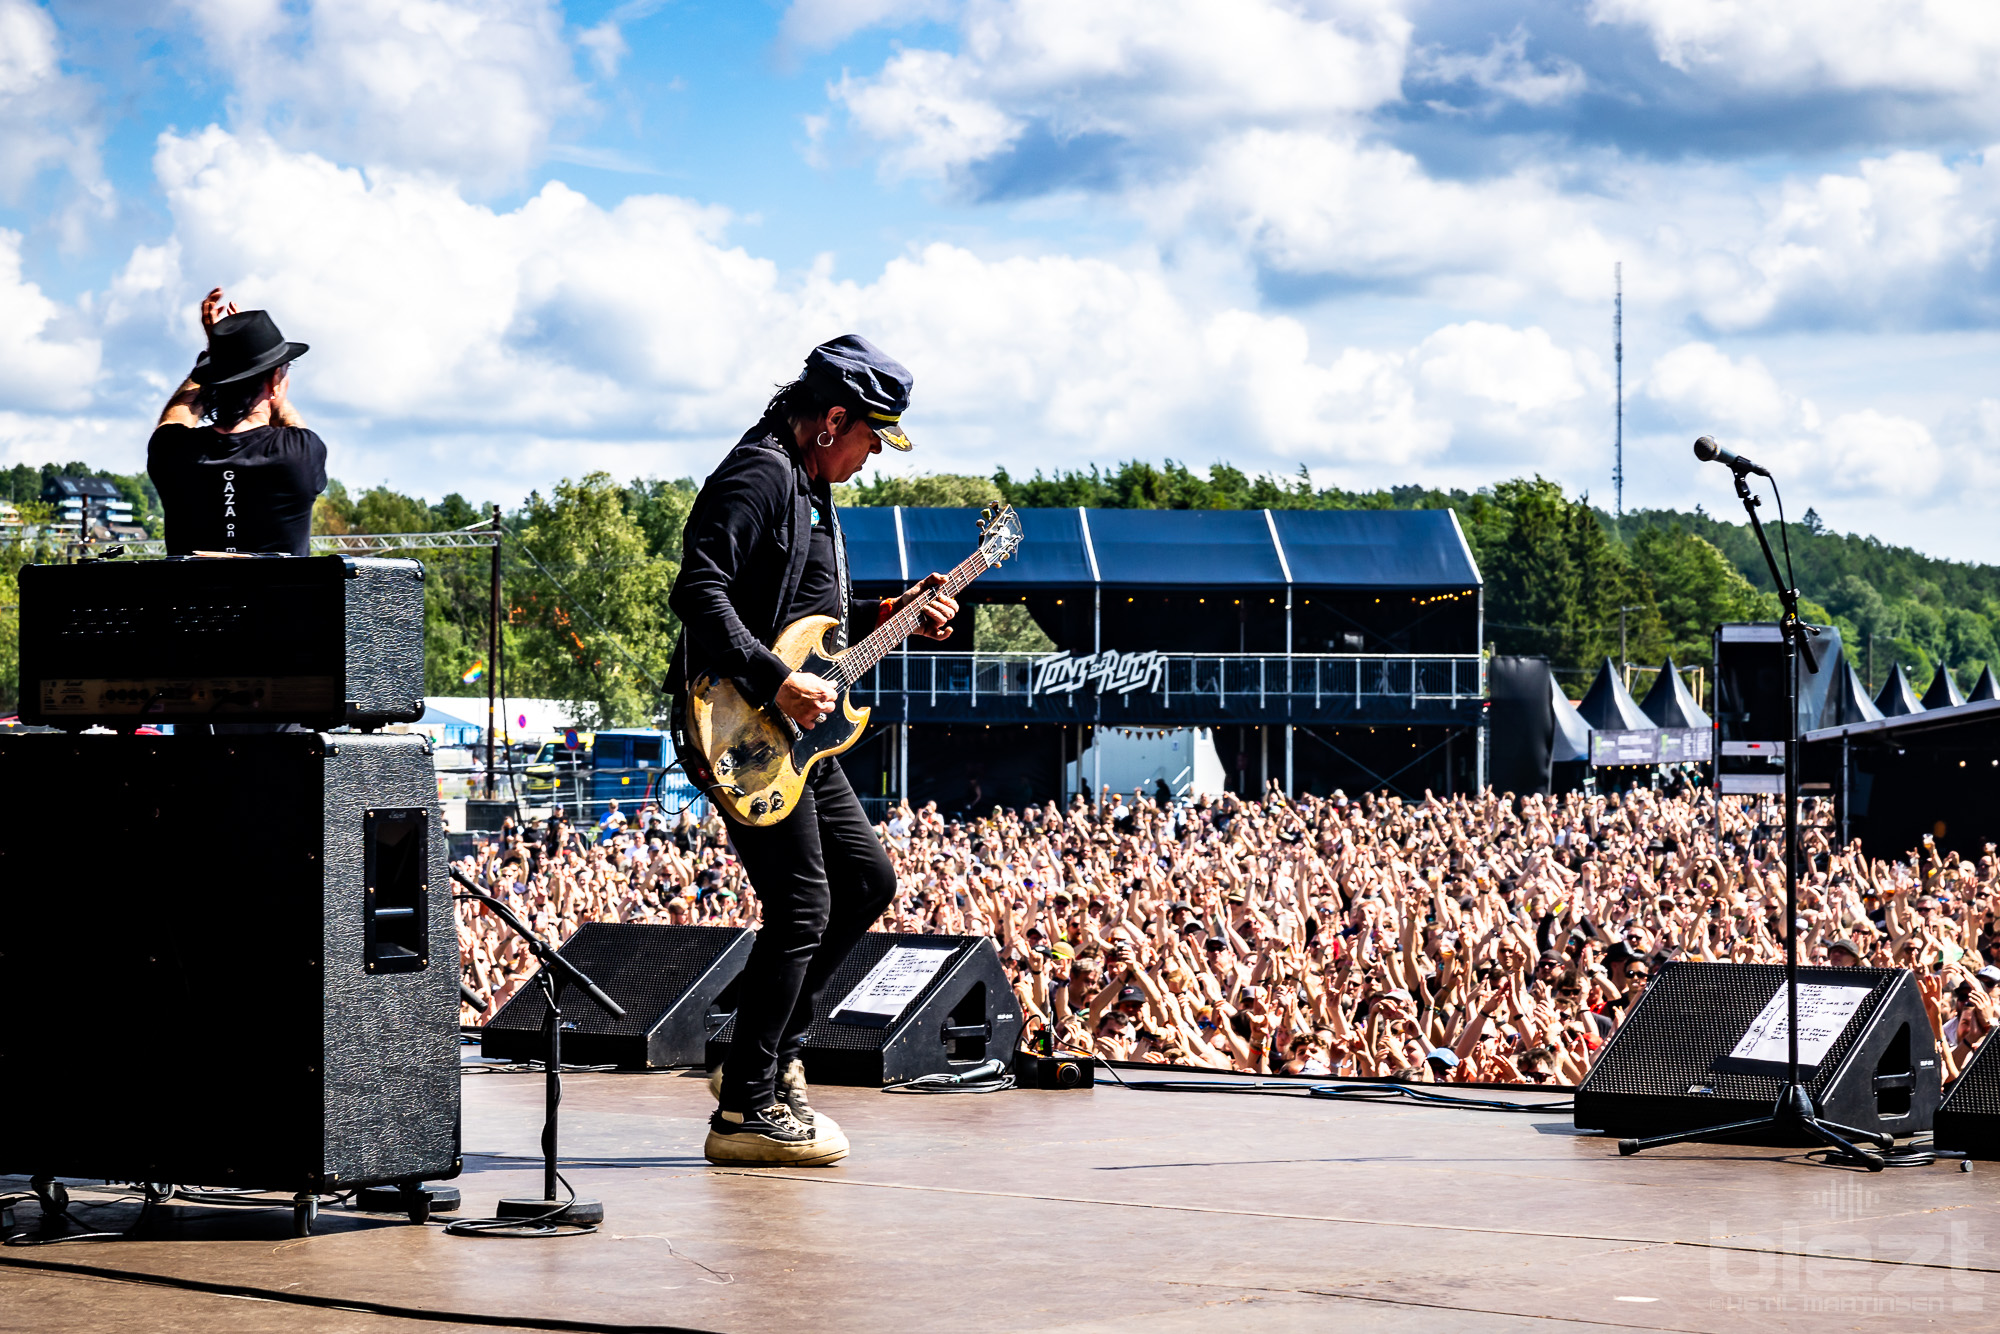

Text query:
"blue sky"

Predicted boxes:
[[3, 1, 1998, 559]]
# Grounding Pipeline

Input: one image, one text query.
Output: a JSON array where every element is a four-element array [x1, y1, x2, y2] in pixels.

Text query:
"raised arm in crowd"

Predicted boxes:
[[454, 783, 2000, 1084]]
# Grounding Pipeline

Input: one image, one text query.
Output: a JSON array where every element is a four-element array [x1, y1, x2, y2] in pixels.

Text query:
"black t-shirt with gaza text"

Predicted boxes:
[[147, 424, 328, 556]]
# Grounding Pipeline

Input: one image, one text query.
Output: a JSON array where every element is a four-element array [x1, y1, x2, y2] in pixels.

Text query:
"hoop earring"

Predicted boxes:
[[816, 430, 833, 448]]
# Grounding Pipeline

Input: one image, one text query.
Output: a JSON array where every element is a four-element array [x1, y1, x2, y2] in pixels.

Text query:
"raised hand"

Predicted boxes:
[[200, 286, 239, 331]]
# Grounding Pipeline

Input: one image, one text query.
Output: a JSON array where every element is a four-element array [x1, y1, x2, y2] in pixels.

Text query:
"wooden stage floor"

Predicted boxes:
[[3, 1064, 1996, 1332]]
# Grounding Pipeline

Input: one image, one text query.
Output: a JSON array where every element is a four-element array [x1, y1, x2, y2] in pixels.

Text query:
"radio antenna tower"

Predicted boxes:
[[1613, 262, 1624, 518]]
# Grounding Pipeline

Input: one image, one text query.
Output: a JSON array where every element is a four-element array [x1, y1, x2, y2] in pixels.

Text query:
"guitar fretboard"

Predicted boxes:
[[828, 547, 994, 689]]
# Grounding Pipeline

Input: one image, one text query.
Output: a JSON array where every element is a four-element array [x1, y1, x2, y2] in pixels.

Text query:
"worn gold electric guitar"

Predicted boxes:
[[680, 504, 1023, 826]]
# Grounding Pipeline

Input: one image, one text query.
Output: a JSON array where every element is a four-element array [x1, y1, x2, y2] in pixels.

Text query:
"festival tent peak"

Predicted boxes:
[[1818, 660, 1885, 729], [1639, 659, 1711, 730], [1873, 665, 1925, 718], [1550, 671, 1591, 762], [1576, 659, 1656, 732], [1973, 666, 2000, 702], [1922, 664, 1968, 711]]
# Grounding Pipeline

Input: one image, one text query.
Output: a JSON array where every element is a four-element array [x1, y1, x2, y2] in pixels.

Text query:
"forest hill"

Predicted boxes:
[[2, 459, 1992, 725]]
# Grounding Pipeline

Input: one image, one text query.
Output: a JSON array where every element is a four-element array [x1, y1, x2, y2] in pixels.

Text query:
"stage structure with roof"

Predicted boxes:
[[832, 506, 1485, 810], [1801, 662, 2000, 854]]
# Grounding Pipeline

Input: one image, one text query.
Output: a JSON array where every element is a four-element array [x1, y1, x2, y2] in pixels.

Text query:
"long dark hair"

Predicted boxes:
[[760, 375, 868, 439], [196, 363, 289, 431]]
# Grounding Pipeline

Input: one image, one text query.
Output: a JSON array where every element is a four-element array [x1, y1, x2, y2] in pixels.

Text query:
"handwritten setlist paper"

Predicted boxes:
[[830, 946, 955, 1028], [1728, 983, 1873, 1067]]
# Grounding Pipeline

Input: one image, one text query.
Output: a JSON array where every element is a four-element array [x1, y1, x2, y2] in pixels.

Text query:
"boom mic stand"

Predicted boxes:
[[451, 865, 627, 1224], [1618, 443, 1892, 1170]]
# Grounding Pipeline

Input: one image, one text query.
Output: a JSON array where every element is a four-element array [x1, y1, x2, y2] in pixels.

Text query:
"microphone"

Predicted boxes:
[[1692, 435, 1769, 477]]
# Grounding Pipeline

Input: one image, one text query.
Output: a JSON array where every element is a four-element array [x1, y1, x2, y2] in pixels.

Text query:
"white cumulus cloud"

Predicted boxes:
[[1592, 0, 2000, 104], [836, 0, 1413, 181], [1411, 27, 1587, 109], [0, 0, 107, 212], [0, 229, 100, 412], [178, 0, 586, 191], [1687, 149, 2000, 332], [75, 127, 1641, 499], [781, 0, 956, 52], [1642, 340, 1944, 500]]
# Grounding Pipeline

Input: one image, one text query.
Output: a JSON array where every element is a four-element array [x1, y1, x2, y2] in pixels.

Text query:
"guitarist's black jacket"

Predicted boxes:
[[667, 425, 883, 708]]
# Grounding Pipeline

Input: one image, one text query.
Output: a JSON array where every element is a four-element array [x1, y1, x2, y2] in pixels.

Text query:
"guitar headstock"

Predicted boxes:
[[977, 503, 1024, 564]]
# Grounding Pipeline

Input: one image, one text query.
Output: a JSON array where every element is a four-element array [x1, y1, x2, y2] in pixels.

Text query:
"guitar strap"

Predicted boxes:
[[663, 431, 815, 708], [830, 493, 850, 652]]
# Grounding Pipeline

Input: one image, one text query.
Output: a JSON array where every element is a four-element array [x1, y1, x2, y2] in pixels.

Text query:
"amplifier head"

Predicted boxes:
[[19, 554, 425, 729]]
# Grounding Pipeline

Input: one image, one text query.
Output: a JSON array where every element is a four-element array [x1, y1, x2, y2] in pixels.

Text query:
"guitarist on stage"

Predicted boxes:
[[669, 335, 957, 1165]]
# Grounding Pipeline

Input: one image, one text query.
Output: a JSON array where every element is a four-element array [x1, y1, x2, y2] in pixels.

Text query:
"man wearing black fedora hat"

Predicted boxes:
[[670, 334, 956, 1166], [148, 287, 325, 556]]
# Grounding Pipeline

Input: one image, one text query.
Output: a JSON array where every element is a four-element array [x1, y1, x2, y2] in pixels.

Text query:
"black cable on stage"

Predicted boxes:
[[1308, 1083, 1574, 1114], [884, 1064, 1016, 1096], [1810, 1134, 1964, 1171], [442, 1169, 598, 1239], [0, 1254, 721, 1333], [1098, 1056, 1578, 1095], [1, 1183, 369, 1247], [2, 1183, 156, 1247], [1094, 1072, 1574, 1114]]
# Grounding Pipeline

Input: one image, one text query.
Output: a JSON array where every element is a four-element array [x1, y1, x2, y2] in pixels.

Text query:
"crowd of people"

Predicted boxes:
[[456, 783, 2000, 1085]]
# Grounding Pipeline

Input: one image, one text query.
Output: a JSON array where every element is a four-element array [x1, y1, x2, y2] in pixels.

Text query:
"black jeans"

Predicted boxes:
[[719, 759, 896, 1113]]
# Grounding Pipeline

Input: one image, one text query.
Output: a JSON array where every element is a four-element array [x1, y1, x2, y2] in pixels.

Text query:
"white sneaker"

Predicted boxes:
[[704, 1102, 848, 1166]]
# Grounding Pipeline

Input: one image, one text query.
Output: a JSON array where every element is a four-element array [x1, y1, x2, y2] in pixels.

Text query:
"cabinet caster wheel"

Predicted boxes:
[[292, 1195, 317, 1237], [32, 1178, 68, 1236]]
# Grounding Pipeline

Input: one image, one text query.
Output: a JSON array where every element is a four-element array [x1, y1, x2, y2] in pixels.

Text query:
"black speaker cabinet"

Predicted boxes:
[[1937, 1027, 2000, 1158], [707, 933, 1021, 1086], [481, 923, 754, 1069], [18, 555, 426, 729], [1575, 962, 1938, 1143], [0, 732, 459, 1194]]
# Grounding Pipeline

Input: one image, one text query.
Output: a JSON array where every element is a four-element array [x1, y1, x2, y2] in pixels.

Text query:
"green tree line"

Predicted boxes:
[[309, 474, 695, 729], [849, 462, 1994, 694], [3, 456, 1990, 719]]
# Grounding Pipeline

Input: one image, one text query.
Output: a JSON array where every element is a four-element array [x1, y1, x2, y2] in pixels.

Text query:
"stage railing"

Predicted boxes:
[[849, 651, 1482, 712]]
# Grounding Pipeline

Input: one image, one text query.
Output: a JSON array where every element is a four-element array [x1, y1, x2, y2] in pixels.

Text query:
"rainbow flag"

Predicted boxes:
[[461, 660, 485, 685]]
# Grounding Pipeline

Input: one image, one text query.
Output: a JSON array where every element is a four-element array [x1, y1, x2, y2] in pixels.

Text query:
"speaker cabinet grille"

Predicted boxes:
[[481, 923, 753, 1068], [1576, 961, 1937, 1143], [0, 732, 458, 1192], [1585, 962, 1897, 1104], [707, 933, 1022, 1085], [1937, 1026, 2000, 1156]]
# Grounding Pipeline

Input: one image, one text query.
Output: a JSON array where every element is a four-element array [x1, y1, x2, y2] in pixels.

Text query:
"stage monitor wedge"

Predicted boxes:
[[1575, 961, 1937, 1143], [707, 933, 1021, 1086], [1937, 1022, 2000, 1159], [482, 923, 755, 1069]]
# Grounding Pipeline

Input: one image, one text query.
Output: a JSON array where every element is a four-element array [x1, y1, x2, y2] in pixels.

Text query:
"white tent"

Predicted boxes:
[[1550, 674, 1591, 763], [1068, 727, 1228, 801], [423, 696, 589, 744]]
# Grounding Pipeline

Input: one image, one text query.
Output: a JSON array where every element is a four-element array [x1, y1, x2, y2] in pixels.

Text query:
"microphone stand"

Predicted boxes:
[[451, 865, 627, 1222], [1618, 465, 1892, 1170]]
